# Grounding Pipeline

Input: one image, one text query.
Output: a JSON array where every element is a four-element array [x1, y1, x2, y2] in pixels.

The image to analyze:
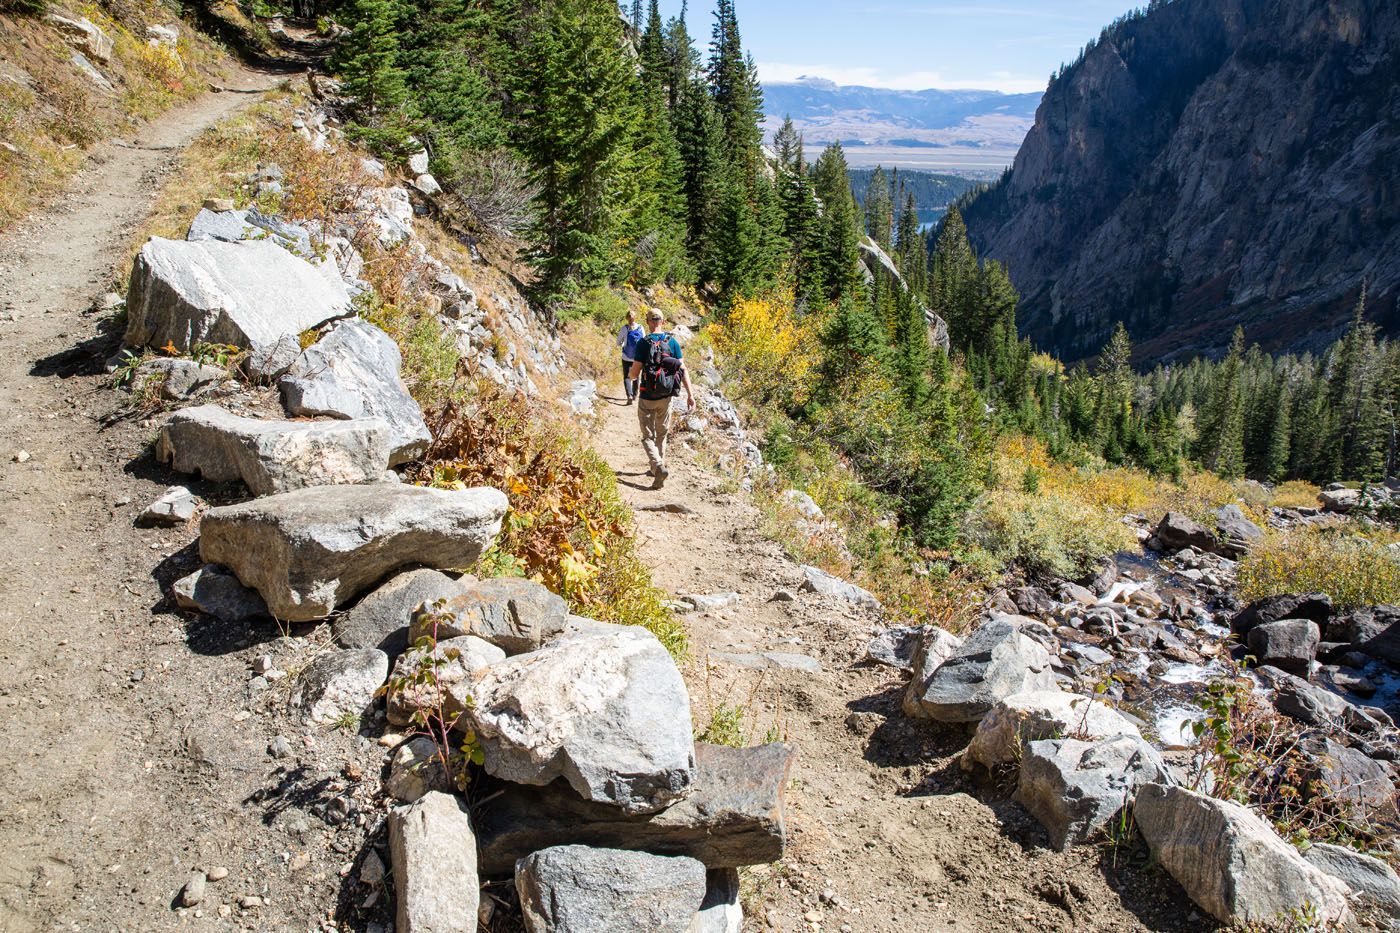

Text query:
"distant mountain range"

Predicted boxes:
[[762, 77, 1040, 176]]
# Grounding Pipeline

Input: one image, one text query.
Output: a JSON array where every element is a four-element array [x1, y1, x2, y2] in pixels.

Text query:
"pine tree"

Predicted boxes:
[[707, 0, 763, 164], [772, 116, 800, 171], [930, 207, 976, 350], [863, 166, 894, 251], [675, 76, 728, 283], [334, 0, 415, 154], [517, 0, 639, 292], [1200, 327, 1247, 478], [811, 143, 862, 302]]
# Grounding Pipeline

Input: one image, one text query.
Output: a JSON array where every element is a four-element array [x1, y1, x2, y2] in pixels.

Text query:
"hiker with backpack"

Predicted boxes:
[[629, 308, 695, 489], [616, 309, 645, 404]]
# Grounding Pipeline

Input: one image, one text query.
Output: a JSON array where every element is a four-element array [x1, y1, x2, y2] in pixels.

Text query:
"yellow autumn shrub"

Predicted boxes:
[[711, 292, 818, 407], [1238, 528, 1400, 609]]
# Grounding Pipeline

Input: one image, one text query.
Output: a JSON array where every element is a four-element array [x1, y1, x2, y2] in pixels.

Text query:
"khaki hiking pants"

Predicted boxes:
[[637, 396, 671, 473]]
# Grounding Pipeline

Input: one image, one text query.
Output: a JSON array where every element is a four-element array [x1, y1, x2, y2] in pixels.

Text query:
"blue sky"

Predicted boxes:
[[675, 1, 1138, 94]]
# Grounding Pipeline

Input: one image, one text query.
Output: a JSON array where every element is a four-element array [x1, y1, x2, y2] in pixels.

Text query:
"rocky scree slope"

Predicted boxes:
[[961, 0, 1400, 364]]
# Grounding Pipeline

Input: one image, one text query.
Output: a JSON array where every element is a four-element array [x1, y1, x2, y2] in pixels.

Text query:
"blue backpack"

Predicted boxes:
[[622, 325, 644, 360]]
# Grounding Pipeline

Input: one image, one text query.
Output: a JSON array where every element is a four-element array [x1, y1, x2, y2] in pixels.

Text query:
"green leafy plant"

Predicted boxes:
[[380, 599, 484, 790]]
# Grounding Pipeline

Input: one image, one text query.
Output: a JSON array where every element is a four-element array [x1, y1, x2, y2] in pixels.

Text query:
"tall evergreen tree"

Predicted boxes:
[[1200, 327, 1247, 478], [863, 166, 894, 251], [517, 0, 640, 292], [333, 0, 414, 154]]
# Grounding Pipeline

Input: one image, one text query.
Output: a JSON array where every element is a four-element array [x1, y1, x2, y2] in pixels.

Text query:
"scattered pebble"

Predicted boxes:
[[267, 735, 293, 759], [179, 870, 206, 907], [206, 866, 228, 882], [12, 450, 30, 463]]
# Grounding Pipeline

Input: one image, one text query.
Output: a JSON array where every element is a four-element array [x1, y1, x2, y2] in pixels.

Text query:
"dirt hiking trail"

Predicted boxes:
[[0, 69, 276, 931], [591, 382, 1199, 932]]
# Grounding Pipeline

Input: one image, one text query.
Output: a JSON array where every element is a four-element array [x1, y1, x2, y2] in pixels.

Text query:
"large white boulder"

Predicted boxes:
[[904, 619, 1055, 722], [1134, 783, 1351, 926], [456, 624, 695, 814], [199, 484, 507, 622], [1016, 736, 1169, 850], [963, 689, 1142, 771], [123, 237, 349, 355], [156, 404, 393, 497], [281, 319, 430, 465]]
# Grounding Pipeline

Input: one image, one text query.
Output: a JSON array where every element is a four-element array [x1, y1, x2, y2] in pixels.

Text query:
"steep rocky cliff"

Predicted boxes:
[[961, 0, 1400, 364]]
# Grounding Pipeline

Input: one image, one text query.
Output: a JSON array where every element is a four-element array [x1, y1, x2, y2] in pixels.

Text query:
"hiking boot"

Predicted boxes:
[[651, 464, 669, 489]]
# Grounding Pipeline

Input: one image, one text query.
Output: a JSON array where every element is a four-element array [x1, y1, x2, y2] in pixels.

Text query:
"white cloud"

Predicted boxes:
[[756, 61, 1046, 95]]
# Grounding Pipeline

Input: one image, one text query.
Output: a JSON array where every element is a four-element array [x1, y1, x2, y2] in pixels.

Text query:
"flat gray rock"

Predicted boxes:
[[291, 648, 388, 724], [865, 625, 923, 670], [904, 619, 1055, 722], [156, 404, 394, 497], [456, 624, 695, 814], [332, 568, 471, 657], [1134, 783, 1350, 925], [199, 484, 507, 621], [475, 742, 794, 874], [412, 577, 570, 655], [516, 845, 706, 933], [123, 237, 349, 355], [963, 689, 1141, 771], [1016, 736, 1169, 849], [134, 357, 225, 400], [385, 736, 454, 803], [137, 485, 198, 526], [280, 320, 429, 465], [389, 792, 479, 933], [172, 565, 268, 622], [798, 565, 879, 609], [1305, 842, 1400, 916]]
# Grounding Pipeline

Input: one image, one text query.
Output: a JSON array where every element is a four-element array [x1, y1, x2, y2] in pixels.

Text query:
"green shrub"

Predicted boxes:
[[962, 488, 1137, 581], [1239, 528, 1400, 609]]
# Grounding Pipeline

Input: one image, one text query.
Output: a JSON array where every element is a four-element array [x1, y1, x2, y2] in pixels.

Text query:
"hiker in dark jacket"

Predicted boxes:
[[628, 308, 695, 489], [616, 309, 644, 404]]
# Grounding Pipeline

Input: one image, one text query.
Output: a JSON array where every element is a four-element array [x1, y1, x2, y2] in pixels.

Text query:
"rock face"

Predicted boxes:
[[412, 577, 570, 655], [475, 742, 793, 874], [137, 485, 198, 526], [332, 568, 470, 657], [1255, 665, 1349, 726], [280, 320, 430, 465], [291, 648, 389, 724], [156, 405, 393, 497], [1245, 619, 1320, 675], [901, 627, 965, 716], [904, 619, 1055, 722], [691, 870, 743, 933], [962, 0, 1400, 364], [389, 792, 479, 933], [516, 845, 707, 933], [124, 237, 349, 355], [134, 357, 225, 400], [199, 484, 507, 621], [1017, 736, 1169, 849], [458, 625, 695, 814], [962, 690, 1142, 771], [1133, 783, 1351, 925]]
